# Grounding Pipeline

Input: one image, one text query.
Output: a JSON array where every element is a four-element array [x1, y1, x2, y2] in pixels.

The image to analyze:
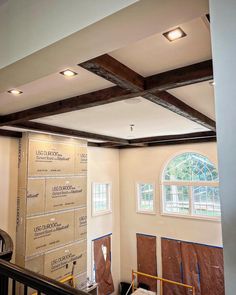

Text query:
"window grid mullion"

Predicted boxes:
[[189, 186, 193, 216], [162, 152, 220, 219]]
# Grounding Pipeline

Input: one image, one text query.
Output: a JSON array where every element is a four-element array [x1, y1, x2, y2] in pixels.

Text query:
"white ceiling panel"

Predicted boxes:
[[33, 97, 209, 139], [0, 66, 113, 115], [168, 81, 215, 120], [110, 17, 211, 77]]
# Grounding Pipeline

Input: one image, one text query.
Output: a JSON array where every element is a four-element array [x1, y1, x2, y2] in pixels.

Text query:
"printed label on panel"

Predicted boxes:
[[28, 140, 75, 176], [75, 208, 87, 241], [27, 178, 45, 216], [75, 146, 87, 174], [44, 240, 87, 280], [25, 211, 74, 256], [45, 177, 86, 212]]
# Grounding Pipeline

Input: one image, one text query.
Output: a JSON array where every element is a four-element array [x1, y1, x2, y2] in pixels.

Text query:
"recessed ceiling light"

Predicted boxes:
[[209, 81, 215, 86], [60, 69, 77, 77], [163, 27, 186, 42], [8, 89, 23, 95]]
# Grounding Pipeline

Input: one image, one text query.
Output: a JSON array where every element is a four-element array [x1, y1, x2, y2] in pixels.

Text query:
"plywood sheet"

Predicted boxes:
[[75, 208, 87, 241], [28, 140, 75, 176], [161, 238, 224, 295], [94, 235, 114, 295], [195, 244, 225, 295], [137, 234, 157, 292], [27, 178, 46, 216], [45, 177, 86, 212], [161, 238, 184, 295], [181, 242, 200, 295], [25, 211, 74, 256]]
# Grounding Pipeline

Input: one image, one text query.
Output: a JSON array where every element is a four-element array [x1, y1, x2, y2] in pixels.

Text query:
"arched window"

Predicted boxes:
[[162, 152, 220, 219]]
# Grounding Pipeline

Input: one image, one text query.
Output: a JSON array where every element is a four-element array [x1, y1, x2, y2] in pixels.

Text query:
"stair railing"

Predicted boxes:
[[0, 259, 89, 295], [0, 229, 13, 262]]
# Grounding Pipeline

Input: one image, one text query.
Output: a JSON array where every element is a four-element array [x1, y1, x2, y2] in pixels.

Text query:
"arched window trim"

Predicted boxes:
[[161, 150, 220, 221]]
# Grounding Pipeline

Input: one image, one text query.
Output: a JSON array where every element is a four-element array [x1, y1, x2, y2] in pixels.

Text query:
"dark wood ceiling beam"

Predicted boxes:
[[129, 131, 216, 144], [0, 56, 214, 131], [10, 121, 129, 144], [79, 54, 215, 131], [0, 129, 22, 138], [87, 142, 101, 147], [143, 91, 216, 131], [79, 54, 144, 91], [80, 55, 213, 93], [145, 59, 213, 91], [102, 132, 217, 149], [97, 142, 124, 148], [98, 142, 148, 148], [0, 86, 142, 126], [147, 136, 216, 147]]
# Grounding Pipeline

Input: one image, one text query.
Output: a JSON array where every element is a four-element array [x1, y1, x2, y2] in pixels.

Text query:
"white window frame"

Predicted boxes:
[[91, 182, 112, 216], [136, 182, 156, 214], [160, 151, 221, 221]]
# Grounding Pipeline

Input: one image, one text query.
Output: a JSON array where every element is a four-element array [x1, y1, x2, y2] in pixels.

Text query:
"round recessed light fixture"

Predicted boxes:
[[163, 27, 186, 42], [60, 69, 78, 77], [8, 89, 23, 95]]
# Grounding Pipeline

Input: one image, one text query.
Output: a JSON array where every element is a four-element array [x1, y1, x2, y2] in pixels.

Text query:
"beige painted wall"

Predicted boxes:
[[0, 139, 223, 292], [87, 147, 120, 293], [119, 142, 222, 282], [0, 137, 19, 258]]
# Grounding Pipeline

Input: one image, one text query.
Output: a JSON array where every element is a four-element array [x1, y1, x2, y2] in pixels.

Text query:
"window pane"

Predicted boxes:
[[164, 153, 218, 182], [138, 184, 154, 212], [163, 185, 190, 214], [93, 183, 110, 213], [193, 186, 221, 217]]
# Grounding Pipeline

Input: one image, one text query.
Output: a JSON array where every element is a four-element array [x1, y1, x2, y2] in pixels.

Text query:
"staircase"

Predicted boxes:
[[0, 229, 88, 295]]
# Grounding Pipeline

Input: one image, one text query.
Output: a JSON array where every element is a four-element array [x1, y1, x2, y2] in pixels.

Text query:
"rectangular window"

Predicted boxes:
[[92, 183, 111, 216], [137, 183, 155, 213], [162, 184, 221, 219], [192, 186, 220, 217], [163, 185, 190, 215]]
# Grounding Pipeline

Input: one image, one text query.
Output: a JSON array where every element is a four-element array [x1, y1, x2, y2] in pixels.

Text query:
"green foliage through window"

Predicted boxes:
[[138, 183, 154, 212], [163, 153, 220, 218], [164, 152, 218, 182]]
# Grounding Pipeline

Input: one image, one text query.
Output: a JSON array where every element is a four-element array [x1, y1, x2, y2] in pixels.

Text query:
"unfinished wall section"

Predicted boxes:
[[16, 132, 87, 290]]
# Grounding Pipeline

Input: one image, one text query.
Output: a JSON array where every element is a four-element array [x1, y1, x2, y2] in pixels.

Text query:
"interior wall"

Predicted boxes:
[[0, 136, 19, 258], [210, 0, 236, 293], [0, 138, 223, 292], [119, 142, 223, 283], [87, 147, 120, 293]]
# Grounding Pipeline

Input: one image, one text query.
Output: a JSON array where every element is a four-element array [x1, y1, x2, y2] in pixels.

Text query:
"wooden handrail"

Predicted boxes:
[[132, 270, 195, 295], [0, 259, 88, 295], [0, 229, 13, 261]]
